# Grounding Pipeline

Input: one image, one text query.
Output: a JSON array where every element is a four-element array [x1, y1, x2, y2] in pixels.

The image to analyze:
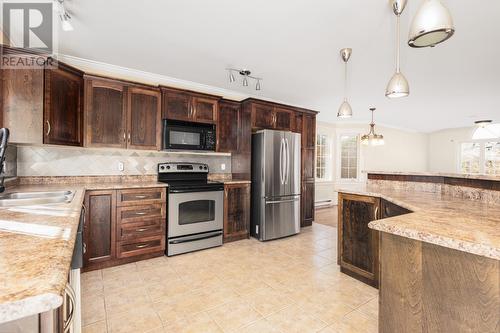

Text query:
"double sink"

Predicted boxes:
[[0, 190, 75, 207]]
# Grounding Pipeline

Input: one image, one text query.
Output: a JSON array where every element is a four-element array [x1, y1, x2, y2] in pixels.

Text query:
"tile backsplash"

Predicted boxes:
[[16, 145, 231, 177]]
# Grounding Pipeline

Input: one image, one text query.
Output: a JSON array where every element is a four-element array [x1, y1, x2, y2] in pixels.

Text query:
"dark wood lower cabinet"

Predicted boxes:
[[338, 192, 413, 288], [301, 181, 315, 227], [223, 183, 251, 243], [83, 187, 166, 271], [338, 192, 381, 287]]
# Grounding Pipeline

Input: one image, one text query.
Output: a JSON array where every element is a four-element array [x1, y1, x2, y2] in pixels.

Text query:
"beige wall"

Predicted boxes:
[[427, 127, 474, 173], [315, 121, 429, 203]]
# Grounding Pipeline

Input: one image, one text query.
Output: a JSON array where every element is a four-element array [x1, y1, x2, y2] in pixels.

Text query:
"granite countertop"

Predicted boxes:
[[0, 181, 168, 324], [336, 183, 500, 261], [364, 170, 500, 181], [222, 180, 252, 185]]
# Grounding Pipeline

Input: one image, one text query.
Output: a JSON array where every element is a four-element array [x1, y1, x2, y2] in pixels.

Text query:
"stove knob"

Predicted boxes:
[[166, 165, 171, 170], [199, 166, 203, 170], [204, 166, 208, 170], [159, 165, 165, 171]]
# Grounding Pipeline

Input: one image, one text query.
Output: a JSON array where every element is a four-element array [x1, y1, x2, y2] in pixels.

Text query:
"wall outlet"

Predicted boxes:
[[118, 162, 124, 171], [221, 163, 226, 171]]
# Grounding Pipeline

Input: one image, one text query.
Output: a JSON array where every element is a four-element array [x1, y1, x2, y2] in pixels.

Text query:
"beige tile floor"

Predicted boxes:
[[81, 223, 378, 333]]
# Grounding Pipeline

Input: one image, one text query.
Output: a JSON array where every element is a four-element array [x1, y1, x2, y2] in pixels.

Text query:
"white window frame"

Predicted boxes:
[[336, 132, 361, 183], [457, 139, 500, 174], [315, 131, 334, 182]]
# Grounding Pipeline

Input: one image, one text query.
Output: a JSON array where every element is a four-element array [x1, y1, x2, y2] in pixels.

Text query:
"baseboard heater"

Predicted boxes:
[[315, 199, 334, 208]]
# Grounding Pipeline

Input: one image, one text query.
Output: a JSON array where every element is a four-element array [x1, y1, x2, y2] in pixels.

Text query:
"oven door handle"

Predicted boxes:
[[169, 231, 223, 244], [169, 188, 224, 193]]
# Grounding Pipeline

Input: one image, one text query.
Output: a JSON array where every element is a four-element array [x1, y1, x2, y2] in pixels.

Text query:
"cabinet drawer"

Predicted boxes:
[[117, 204, 165, 222], [116, 188, 166, 206], [118, 219, 164, 241], [117, 235, 165, 258]]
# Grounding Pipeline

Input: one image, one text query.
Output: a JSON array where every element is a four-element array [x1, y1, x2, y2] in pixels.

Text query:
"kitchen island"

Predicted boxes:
[[337, 172, 500, 333]]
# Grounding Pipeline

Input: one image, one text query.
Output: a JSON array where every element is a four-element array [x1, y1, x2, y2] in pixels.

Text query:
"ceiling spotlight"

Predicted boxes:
[[56, 0, 73, 31], [226, 68, 263, 91], [408, 0, 455, 48], [60, 13, 73, 31], [474, 120, 492, 128]]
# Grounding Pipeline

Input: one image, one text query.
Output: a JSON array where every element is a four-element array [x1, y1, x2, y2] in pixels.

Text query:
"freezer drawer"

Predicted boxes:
[[259, 196, 300, 241]]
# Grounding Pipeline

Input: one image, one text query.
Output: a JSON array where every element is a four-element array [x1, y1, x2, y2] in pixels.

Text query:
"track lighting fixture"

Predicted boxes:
[[56, 0, 73, 31], [226, 68, 263, 91]]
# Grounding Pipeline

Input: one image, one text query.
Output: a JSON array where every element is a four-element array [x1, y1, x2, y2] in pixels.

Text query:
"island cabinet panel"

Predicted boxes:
[[84, 78, 127, 148], [83, 187, 166, 271], [338, 192, 381, 287], [379, 232, 500, 333], [161, 87, 220, 124], [217, 100, 239, 153], [43, 63, 84, 146], [223, 183, 251, 242], [84, 190, 116, 267], [381, 198, 411, 218], [127, 86, 161, 150]]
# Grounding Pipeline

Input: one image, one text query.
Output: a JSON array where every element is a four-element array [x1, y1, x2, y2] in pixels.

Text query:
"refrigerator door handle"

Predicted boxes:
[[285, 138, 290, 185], [266, 197, 300, 204], [279, 138, 285, 185]]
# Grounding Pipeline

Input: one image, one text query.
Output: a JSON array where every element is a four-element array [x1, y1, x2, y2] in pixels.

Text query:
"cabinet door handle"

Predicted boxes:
[[135, 211, 147, 215], [134, 195, 147, 199], [123, 132, 126, 142], [136, 227, 148, 232], [45, 120, 51, 136], [128, 132, 131, 143], [83, 242, 87, 254], [374, 206, 379, 219], [136, 243, 149, 249]]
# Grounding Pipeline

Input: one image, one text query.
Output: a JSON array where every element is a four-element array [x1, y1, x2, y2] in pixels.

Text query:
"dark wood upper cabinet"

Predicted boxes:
[[127, 86, 161, 150], [224, 183, 251, 242], [192, 96, 217, 123], [251, 103, 275, 129], [302, 114, 316, 149], [162, 89, 191, 121], [161, 87, 220, 124], [43, 63, 84, 146], [84, 190, 116, 267], [84, 78, 127, 148], [274, 107, 294, 131], [293, 113, 303, 133], [217, 100, 239, 153], [338, 192, 380, 287]]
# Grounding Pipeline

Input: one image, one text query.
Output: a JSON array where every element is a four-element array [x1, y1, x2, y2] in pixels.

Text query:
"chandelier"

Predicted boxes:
[[361, 108, 384, 146]]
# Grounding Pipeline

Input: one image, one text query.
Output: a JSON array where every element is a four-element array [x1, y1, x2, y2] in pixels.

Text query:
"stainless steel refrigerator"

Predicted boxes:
[[251, 130, 301, 241]]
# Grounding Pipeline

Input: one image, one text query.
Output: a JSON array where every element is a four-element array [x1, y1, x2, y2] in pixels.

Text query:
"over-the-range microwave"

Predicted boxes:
[[162, 119, 216, 151]]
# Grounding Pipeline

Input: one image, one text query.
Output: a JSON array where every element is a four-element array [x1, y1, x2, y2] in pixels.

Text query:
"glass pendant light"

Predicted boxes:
[[361, 108, 385, 146], [408, 0, 455, 48], [337, 48, 353, 118], [386, 0, 409, 99]]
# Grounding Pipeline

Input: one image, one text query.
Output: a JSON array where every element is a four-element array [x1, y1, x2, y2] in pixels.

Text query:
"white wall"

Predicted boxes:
[[315, 121, 429, 203], [427, 127, 474, 173]]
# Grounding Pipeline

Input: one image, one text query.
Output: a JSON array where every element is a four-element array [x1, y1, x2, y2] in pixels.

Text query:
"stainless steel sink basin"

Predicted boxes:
[[0, 190, 75, 207]]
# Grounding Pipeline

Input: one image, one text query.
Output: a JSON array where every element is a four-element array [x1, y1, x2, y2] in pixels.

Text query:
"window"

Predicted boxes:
[[459, 141, 500, 174], [316, 133, 332, 180], [485, 141, 500, 175], [340, 135, 358, 180]]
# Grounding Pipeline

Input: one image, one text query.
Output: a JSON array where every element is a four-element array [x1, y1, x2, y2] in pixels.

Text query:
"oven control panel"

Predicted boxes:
[[158, 162, 209, 173]]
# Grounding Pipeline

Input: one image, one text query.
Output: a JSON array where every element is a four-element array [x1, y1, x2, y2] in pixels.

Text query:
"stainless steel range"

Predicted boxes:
[[158, 162, 224, 256]]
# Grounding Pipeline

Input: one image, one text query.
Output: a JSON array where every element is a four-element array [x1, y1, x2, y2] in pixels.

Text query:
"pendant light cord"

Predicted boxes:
[[396, 14, 401, 73], [344, 61, 348, 102]]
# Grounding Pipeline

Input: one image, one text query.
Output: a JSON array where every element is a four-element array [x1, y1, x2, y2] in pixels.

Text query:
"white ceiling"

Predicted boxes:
[[59, 0, 500, 132]]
